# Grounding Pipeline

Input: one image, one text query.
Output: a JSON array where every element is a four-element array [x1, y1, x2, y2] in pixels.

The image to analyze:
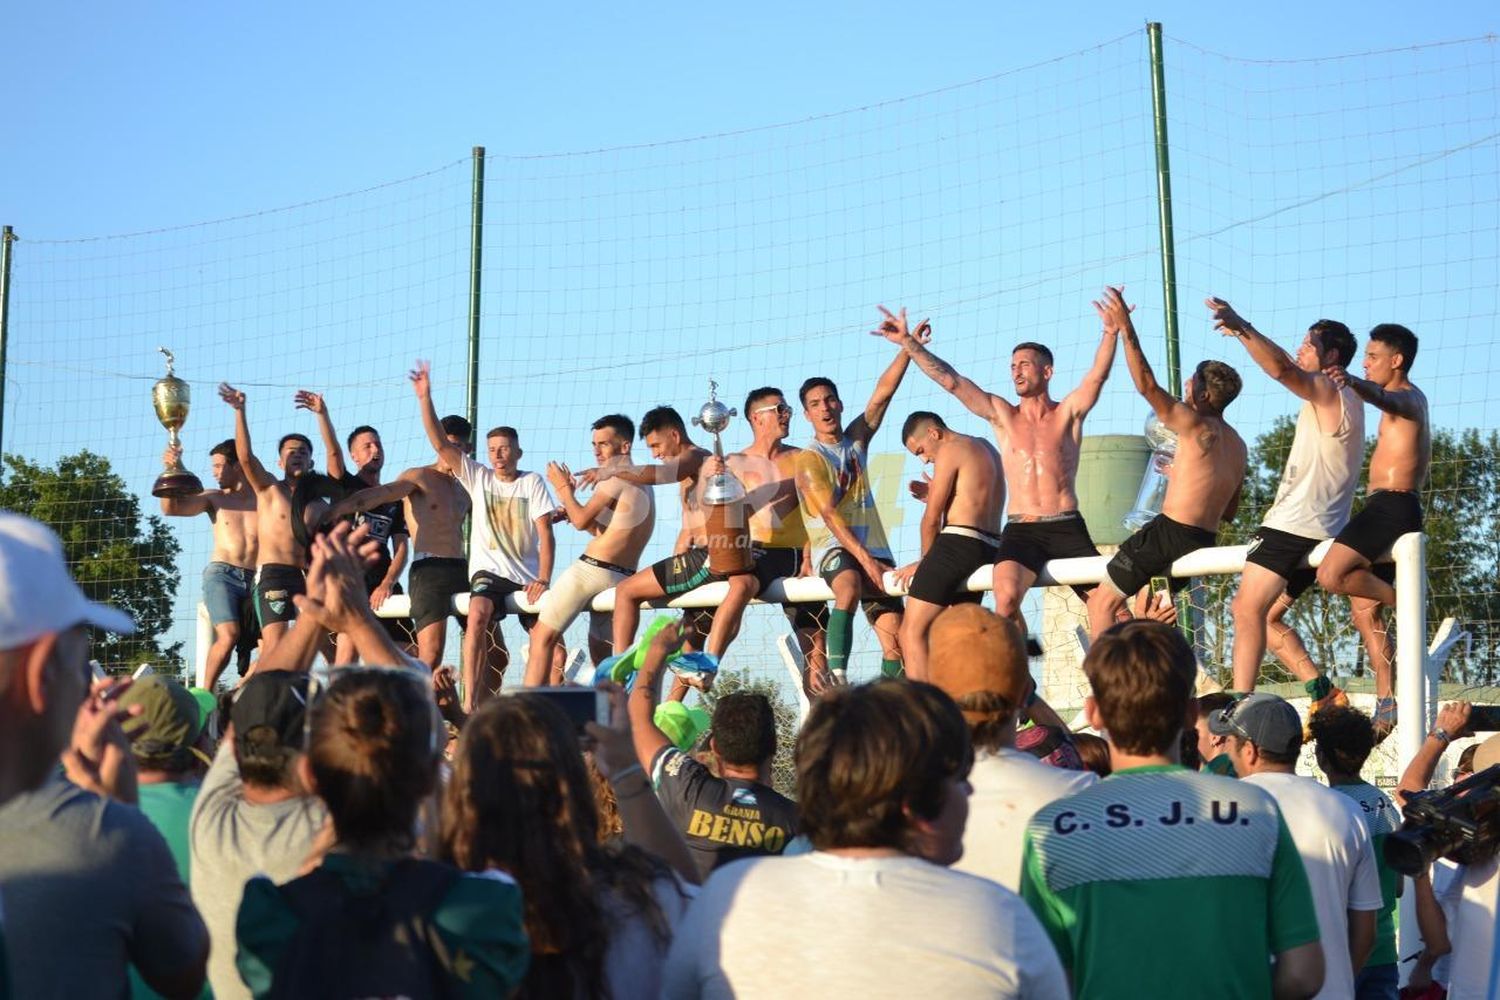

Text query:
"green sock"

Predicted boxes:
[[880, 658, 904, 679], [828, 609, 854, 675], [1304, 675, 1333, 700]]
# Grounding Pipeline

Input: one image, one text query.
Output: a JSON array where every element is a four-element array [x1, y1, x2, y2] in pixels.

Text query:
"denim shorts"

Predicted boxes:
[[202, 561, 252, 626]]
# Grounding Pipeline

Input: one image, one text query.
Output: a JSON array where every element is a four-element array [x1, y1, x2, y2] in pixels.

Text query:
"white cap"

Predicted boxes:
[[0, 512, 135, 649]]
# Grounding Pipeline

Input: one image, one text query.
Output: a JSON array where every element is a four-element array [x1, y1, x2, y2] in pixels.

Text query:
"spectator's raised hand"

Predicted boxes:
[[1436, 700, 1474, 739], [432, 665, 467, 729], [295, 521, 379, 632], [63, 677, 142, 804], [583, 683, 635, 779]]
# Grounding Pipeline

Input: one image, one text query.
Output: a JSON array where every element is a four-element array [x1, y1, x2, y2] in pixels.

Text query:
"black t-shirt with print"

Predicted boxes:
[[651, 746, 799, 880], [338, 472, 408, 586]]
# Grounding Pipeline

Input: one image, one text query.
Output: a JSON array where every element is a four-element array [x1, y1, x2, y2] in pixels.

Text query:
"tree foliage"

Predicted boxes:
[[0, 451, 182, 669], [1192, 418, 1500, 686]]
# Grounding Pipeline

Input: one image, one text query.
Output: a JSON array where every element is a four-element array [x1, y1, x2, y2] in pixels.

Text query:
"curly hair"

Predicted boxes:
[[440, 695, 679, 1000], [1307, 704, 1375, 777]]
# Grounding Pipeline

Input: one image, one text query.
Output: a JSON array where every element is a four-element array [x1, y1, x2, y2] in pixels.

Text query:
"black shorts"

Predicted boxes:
[[995, 512, 1100, 574], [751, 546, 828, 632], [469, 571, 539, 630], [409, 557, 469, 633], [1245, 526, 1320, 601], [1333, 490, 1424, 563], [651, 548, 722, 596], [817, 549, 904, 621], [1106, 514, 1216, 597], [908, 530, 999, 607], [254, 563, 306, 628]]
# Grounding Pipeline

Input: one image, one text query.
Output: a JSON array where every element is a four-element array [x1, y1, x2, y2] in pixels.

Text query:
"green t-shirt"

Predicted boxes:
[[1330, 779, 1401, 967], [236, 854, 529, 999], [132, 780, 209, 1000], [1020, 765, 1320, 1000]]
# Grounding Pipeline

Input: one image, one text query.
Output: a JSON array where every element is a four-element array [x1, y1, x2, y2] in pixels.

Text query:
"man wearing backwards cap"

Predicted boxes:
[[927, 604, 1094, 891], [1213, 692, 1382, 1000], [0, 511, 209, 1000]]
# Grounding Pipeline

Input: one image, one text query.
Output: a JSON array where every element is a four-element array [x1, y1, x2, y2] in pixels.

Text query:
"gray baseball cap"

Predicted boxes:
[[1208, 692, 1301, 759]]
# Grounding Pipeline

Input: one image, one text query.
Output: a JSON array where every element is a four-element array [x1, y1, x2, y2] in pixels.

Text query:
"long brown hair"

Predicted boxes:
[[440, 695, 677, 1000]]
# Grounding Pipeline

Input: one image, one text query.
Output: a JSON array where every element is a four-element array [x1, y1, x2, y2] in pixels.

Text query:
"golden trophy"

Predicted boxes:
[[151, 347, 204, 498], [692, 380, 752, 576]]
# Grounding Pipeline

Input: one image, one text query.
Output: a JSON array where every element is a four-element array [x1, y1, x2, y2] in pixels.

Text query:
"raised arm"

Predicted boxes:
[[872, 306, 1003, 426], [409, 360, 470, 473], [1324, 365, 1426, 420], [1097, 287, 1193, 431], [326, 480, 417, 522], [582, 449, 703, 489], [850, 308, 930, 444], [627, 625, 682, 769], [1062, 325, 1120, 418], [158, 447, 215, 516], [296, 390, 346, 480], [1208, 297, 1333, 405], [218, 384, 276, 492], [1396, 702, 1471, 805]]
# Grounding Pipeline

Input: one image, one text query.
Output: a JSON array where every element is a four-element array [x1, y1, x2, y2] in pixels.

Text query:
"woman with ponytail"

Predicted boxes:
[[235, 668, 530, 998]]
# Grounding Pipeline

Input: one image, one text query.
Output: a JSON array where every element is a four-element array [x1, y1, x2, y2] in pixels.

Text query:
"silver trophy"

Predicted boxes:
[[692, 380, 750, 574], [692, 380, 746, 505], [1123, 412, 1178, 531]]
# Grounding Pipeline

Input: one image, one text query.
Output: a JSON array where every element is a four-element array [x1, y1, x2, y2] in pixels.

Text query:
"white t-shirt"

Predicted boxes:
[[661, 852, 1068, 1000], [1434, 855, 1500, 1000], [1244, 772, 1383, 1000], [453, 457, 556, 584], [955, 748, 1097, 892]]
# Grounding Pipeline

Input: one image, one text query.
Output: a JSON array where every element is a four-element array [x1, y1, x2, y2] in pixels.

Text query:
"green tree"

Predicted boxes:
[[0, 450, 182, 670], [699, 670, 801, 798], [1193, 419, 1500, 686]]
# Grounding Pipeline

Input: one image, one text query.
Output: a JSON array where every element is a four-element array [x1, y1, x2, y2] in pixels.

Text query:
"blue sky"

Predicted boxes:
[[3, 3, 1497, 677]]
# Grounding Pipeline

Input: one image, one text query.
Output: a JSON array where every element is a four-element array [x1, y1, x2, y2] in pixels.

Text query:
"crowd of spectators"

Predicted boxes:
[[0, 507, 1496, 999]]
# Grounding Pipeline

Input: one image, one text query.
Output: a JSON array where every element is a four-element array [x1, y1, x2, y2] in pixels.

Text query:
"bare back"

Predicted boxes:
[[583, 477, 655, 568], [1367, 384, 1430, 492], [1162, 413, 1247, 532], [400, 465, 470, 559], [994, 399, 1084, 518], [207, 492, 259, 568], [940, 434, 1005, 534]]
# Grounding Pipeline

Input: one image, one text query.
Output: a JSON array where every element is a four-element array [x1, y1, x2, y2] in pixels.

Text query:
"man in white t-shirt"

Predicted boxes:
[[412, 361, 557, 711], [1209, 301, 1377, 728], [661, 680, 1067, 1000], [926, 604, 1095, 890], [1213, 692, 1383, 999]]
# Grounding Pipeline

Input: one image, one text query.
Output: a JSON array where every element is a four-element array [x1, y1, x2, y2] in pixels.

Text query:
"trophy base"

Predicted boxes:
[[152, 470, 204, 498]]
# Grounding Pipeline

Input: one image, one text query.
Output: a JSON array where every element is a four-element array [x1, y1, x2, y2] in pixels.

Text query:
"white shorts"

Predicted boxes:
[[539, 556, 630, 634]]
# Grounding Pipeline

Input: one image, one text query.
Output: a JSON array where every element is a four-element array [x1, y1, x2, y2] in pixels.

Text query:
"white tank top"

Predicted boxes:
[[1262, 387, 1364, 539]]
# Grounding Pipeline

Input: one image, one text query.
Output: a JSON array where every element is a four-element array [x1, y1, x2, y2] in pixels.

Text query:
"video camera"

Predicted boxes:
[[1385, 765, 1500, 876]]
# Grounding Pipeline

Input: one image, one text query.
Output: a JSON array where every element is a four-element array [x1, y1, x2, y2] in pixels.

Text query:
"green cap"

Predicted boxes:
[[654, 701, 711, 751], [119, 675, 208, 768]]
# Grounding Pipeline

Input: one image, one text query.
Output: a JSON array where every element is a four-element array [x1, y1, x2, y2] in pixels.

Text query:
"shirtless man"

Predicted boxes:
[[893, 411, 1004, 681], [721, 387, 830, 692], [306, 394, 414, 662], [411, 362, 557, 712], [879, 303, 1117, 624], [217, 384, 333, 664], [1210, 299, 1367, 714], [583, 406, 723, 658], [160, 438, 259, 688], [1317, 324, 1429, 736], [1086, 287, 1246, 639], [795, 316, 922, 683], [528, 414, 657, 684]]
